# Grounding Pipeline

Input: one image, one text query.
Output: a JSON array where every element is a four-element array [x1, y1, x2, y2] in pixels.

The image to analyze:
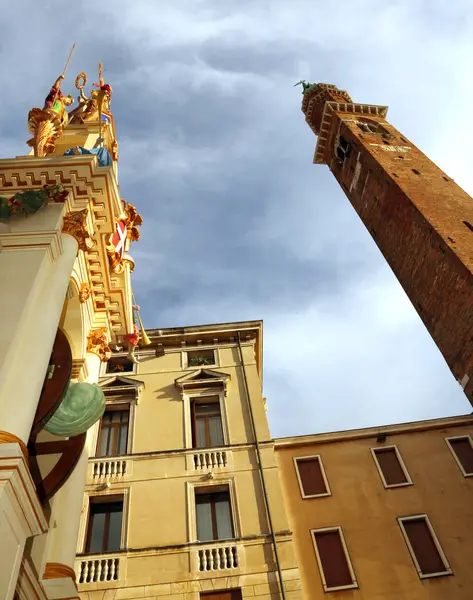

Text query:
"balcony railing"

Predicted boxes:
[[193, 449, 228, 471], [91, 458, 127, 479], [76, 556, 120, 584], [197, 544, 239, 572]]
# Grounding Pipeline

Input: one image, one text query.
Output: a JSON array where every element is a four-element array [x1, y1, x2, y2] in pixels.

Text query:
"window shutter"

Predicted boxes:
[[297, 458, 327, 496], [402, 518, 447, 575], [374, 448, 408, 485], [450, 438, 473, 474], [313, 529, 354, 589]]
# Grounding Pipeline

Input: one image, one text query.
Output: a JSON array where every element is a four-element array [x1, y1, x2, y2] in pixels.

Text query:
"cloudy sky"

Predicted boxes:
[[1, 0, 472, 437]]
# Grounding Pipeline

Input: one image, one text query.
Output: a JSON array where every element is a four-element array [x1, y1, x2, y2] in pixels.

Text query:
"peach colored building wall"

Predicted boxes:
[[275, 416, 473, 599]]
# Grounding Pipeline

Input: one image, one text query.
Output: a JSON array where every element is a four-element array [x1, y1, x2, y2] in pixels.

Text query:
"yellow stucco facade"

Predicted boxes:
[[275, 416, 473, 599], [76, 322, 302, 600]]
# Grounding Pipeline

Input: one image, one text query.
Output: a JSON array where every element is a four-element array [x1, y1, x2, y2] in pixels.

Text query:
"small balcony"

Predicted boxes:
[[195, 542, 242, 573], [193, 449, 229, 471], [76, 555, 121, 584], [89, 456, 128, 480]]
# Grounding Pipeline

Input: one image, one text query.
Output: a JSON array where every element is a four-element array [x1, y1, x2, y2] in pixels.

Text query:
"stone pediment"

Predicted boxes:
[[99, 375, 144, 389], [174, 368, 230, 394]]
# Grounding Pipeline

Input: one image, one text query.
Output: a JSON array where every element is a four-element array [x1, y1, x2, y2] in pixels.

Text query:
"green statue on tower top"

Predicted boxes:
[[293, 80, 316, 94]]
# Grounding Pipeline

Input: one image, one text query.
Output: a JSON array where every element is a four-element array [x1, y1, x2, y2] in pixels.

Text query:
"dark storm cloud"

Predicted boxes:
[[0, 0, 472, 436]]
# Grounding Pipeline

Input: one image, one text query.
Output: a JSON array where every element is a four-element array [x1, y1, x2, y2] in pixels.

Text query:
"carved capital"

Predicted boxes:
[[87, 328, 111, 362], [62, 209, 93, 252], [79, 282, 91, 303]]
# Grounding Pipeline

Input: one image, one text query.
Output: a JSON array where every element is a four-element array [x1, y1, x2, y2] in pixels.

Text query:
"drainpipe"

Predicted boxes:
[[237, 332, 287, 600]]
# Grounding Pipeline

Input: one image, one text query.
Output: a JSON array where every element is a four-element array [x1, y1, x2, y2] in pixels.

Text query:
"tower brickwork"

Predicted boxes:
[[302, 83, 473, 401]]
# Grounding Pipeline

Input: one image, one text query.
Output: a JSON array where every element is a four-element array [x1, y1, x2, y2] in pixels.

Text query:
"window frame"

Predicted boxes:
[[195, 488, 235, 542], [445, 435, 473, 477], [187, 479, 240, 543], [191, 396, 225, 449], [93, 399, 136, 457], [371, 445, 413, 489], [80, 489, 130, 555], [96, 404, 131, 458], [311, 526, 358, 592], [183, 390, 229, 450], [398, 514, 452, 579], [293, 455, 331, 499], [182, 346, 220, 370], [101, 353, 138, 376]]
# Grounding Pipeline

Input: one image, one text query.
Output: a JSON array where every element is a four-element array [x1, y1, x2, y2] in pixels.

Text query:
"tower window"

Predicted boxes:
[[335, 136, 350, 164], [463, 221, 473, 233], [412, 169, 421, 175]]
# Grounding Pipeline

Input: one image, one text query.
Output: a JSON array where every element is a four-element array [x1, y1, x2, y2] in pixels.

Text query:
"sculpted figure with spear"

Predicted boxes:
[[26, 45, 75, 158]]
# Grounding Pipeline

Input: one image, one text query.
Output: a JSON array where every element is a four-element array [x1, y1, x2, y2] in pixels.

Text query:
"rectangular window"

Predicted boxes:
[[191, 396, 224, 448], [294, 456, 330, 498], [106, 356, 135, 374], [371, 445, 412, 488], [96, 407, 130, 457], [85, 498, 124, 554], [311, 527, 357, 591], [186, 349, 216, 368], [398, 515, 451, 578], [195, 487, 234, 542], [200, 592, 242, 600], [446, 436, 473, 476]]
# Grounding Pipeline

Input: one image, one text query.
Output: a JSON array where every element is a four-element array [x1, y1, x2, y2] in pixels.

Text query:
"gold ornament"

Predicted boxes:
[[79, 283, 91, 303], [62, 209, 93, 252], [87, 328, 112, 362]]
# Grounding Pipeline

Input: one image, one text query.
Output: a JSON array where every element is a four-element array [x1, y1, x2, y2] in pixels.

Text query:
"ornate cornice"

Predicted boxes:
[[87, 328, 111, 362], [62, 209, 93, 252]]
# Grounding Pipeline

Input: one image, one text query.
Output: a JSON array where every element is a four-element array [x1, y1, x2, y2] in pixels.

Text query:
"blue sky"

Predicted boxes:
[[1, 0, 472, 437]]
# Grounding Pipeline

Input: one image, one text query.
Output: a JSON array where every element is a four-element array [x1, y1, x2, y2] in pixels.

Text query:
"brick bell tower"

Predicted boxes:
[[300, 82, 473, 403]]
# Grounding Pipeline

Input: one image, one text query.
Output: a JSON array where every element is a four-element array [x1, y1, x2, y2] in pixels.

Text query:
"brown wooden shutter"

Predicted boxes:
[[402, 518, 447, 575], [374, 448, 408, 485], [313, 529, 353, 589], [297, 458, 327, 496], [450, 438, 473, 474]]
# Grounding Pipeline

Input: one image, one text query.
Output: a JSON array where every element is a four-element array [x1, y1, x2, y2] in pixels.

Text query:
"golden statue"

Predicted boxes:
[[26, 75, 74, 158], [69, 63, 112, 125], [26, 45, 76, 158]]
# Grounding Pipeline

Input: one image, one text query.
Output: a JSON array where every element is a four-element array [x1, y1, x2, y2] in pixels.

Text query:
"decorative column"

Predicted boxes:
[[0, 208, 91, 446], [0, 205, 91, 600], [42, 328, 110, 599]]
